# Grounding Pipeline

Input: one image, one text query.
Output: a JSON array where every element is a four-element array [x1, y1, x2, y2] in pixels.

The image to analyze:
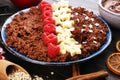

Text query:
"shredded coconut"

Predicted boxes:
[[89, 30, 93, 32], [91, 18, 94, 21], [76, 18, 80, 22], [83, 25, 86, 27], [75, 12, 79, 15], [93, 41, 97, 44], [82, 42, 87, 44], [81, 29, 85, 33], [95, 23, 99, 26], [89, 24, 93, 28], [85, 16, 89, 20]]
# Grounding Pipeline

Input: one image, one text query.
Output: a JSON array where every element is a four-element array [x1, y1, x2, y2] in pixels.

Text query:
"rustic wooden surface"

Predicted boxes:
[[0, 0, 120, 80]]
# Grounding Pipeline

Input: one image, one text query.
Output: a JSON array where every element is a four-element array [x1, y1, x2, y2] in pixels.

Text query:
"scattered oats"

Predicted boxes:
[[89, 30, 93, 32], [46, 76, 49, 79], [95, 23, 99, 26], [8, 69, 32, 80], [33, 75, 43, 80], [51, 72, 54, 75], [91, 18, 94, 21], [89, 24, 93, 28], [8, 69, 43, 80], [85, 16, 89, 20], [93, 41, 97, 44]]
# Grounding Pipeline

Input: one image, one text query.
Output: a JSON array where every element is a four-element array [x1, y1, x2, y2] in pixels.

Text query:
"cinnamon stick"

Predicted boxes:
[[66, 70, 108, 80], [72, 64, 80, 76]]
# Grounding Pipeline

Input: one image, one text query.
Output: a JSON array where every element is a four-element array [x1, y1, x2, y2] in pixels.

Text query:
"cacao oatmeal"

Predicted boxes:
[[6, 1, 108, 62]]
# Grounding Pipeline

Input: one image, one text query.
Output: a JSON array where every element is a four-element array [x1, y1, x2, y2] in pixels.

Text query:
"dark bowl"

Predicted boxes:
[[10, 0, 41, 9], [1, 8, 112, 66]]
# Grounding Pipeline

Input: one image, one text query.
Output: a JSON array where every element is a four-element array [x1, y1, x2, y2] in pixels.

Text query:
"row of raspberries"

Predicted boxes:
[[39, 1, 60, 58]]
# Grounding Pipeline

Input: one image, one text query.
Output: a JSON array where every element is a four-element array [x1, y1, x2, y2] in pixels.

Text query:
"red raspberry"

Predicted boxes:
[[47, 43, 60, 58]]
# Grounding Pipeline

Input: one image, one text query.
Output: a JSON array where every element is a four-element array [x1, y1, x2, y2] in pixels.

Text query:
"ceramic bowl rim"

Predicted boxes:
[[98, 0, 120, 16]]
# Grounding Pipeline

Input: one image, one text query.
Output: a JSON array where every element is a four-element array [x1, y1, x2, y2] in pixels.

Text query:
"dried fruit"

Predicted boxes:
[[106, 53, 120, 75], [116, 40, 120, 52]]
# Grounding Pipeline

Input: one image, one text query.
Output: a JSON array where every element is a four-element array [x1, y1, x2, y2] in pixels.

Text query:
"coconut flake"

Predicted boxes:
[[82, 41, 87, 44], [91, 18, 94, 21], [89, 24, 93, 28], [95, 23, 99, 26], [89, 30, 93, 33], [93, 41, 97, 44], [81, 29, 85, 33], [85, 16, 89, 20], [76, 18, 80, 22]]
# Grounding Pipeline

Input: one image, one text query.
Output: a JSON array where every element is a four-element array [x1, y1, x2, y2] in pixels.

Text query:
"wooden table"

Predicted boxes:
[[0, 0, 120, 80]]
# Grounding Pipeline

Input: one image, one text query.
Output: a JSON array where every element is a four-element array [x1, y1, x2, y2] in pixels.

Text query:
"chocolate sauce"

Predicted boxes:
[[102, 0, 120, 14]]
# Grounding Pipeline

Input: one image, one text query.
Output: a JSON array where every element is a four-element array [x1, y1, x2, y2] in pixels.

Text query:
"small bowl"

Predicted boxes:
[[10, 0, 41, 9], [98, 0, 120, 28]]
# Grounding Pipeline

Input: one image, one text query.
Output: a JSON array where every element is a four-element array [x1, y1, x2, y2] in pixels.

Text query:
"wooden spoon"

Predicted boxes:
[[0, 60, 30, 80]]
